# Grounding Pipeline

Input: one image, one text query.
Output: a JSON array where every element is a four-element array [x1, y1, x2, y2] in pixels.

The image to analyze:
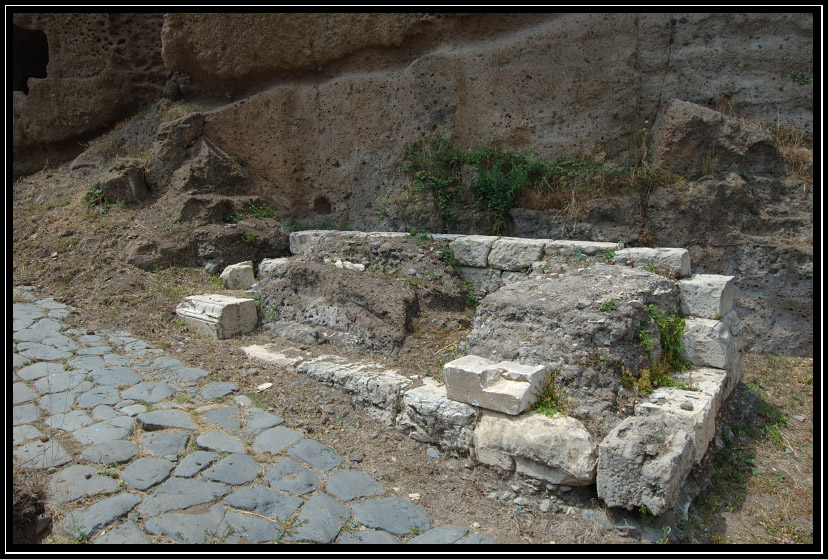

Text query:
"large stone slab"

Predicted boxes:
[[448, 235, 497, 267], [394, 379, 477, 454], [175, 293, 257, 339], [473, 410, 598, 485], [545, 239, 620, 256], [678, 274, 735, 319], [613, 247, 691, 278], [487, 237, 546, 271], [682, 310, 743, 371], [443, 355, 547, 415], [257, 257, 292, 279], [220, 261, 255, 290]]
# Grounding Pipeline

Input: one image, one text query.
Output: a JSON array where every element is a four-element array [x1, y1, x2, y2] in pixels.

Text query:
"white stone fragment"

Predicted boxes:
[[678, 274, 735, 319], [220, 261, 255, 290], [613, 247, 691, 278], [487, 238, 547, 272], [449, 235, 498, 267], [258, 257, 292, 279], [444, 355, 547, 415], [175, 294, 257, 339]]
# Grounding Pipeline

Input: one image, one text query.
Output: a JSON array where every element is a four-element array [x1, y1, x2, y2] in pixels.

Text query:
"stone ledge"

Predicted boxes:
[[678, 274, 735, 319], [175, 294, 257, 339]]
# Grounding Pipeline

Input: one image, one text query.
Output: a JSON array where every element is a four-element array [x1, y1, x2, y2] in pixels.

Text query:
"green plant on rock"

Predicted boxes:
[[789, 71, 813, 86], [599, 298, 617, 312], [623, 305, 689, 395], [531, 368, 567, 417]]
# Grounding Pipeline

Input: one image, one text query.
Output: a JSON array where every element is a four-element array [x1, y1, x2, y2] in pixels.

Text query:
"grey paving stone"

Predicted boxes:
[[121, 382, 175, 403], [122, 457, 175, 490], [351, 497, 433, 537], [13, 353, 30, 368], [253, 426, 301, 455], [171, 367, 210, 385], [456, 532, 497, 544], [408, 525, 469, 544], [143, 504, 226, 544], [338, 529, 402, 544], [222, 510, 283, 543], [39, 392, 78, 414], [242, 407, 284, 433], [203, 453, 263, 486], [75, 345, 113, 356], [202, 382, 239, 400], [265, 458, 321, 496], [92, 520, 152, 544], [288, 438, 344, 472], [77, 386, 122, 408], [234, 395, 254, 406], [67, 355, 106, 371], [88, 366, 143, 387], [325, 470, 385, 502], [196, 431, 247, 454], [118, 403, 148, 416], [13, 318, 64, 342], [39, 333, 79, 352], [57, 493, 142, 542], [91, 404, 121, 420], [13, 318, 35, 331], [77, 334, 106, 345], [80, 440, 140, 464], [13, 424, 43, 445], [14, 440, 72, 469], [173, 451, 220, 477], [103, 353, 133, 367], [18, 342, 73, 361], [45, 410, 94, 432], [136, 409, 197, 431], [13, 302, 45, 320], [16, 361, 64, 381], [73, 418, 134, 444], [35, 297, 67, 310], [33, 370, 87, 393], [149, 356, 183, 372], [13, 404, 40, 425], [287, 493, 352, 544], [144, 431, 191, 460], [202, 407, 242, 431], [224, 485, 303, 521], [137, 477, 232, 516], [13, 382, 38, 404], [48, 464, 120, 504]]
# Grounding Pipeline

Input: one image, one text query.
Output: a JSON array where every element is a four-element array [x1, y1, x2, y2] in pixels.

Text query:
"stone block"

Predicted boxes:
[[682, 312, 741, 370], [258, 257, 292, 279], [545, 240, 620, 256], [449, 235, 497, 267], [443, 355, 547, 415], [394, 379, 477, 455], [473, 410, 598, 485], [596, 414, 695, 515], [220, 261, 255, 290], [175, 294, 257, 339], [678, 274, 735, 319], [288, 230, 333, 255], [487, 238, 547, 271], [458, 266, 502, 295], [613, 247, 691, 278]]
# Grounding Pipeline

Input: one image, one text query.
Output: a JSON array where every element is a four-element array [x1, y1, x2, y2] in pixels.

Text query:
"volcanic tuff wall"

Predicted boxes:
[[11, 12, 814, 356]]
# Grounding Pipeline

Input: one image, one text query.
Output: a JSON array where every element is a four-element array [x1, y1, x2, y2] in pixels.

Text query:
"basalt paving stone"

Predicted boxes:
[[203, 453, 263, 486], [13, 382, 38, 404], [325, 470, 384, 502], [118, 403, 149, 416], [143, 504, 227, 544], [13, 318, 64, 342], [338, 530, 403, 544], [169, 367, 210, 385], [67, 355, 107, 371], [73, 417, 134, 444], [57, 493, 142, 542], [196, 431, 247, 454], [122, 457, 175, 491], [173, 451, 220, 477], [13, 404, 40, 425], [17, 343, 74, 361], [351, 497, 434, 537], [75, 346, 114, 356], [80, 440, 140, 464], [143, 431, 191, 460], [88, 366, 143, 387], [136, 410, 198, 431], [456, 532, 497, 544], [287, 493, 352, 544], [287, 438, 345, 472], [121, 382, 175, 403], [14, 440, 72, 469], [253, 426, 302, 455], [92, 404, 122, 420], [137, 477, 232, 516], [33, 371, 88, 394], [265, 458, 321, 496], [12, 424, 43, 445], [222, 510, 282, 543], [242, 407, 284, 433], [148, 356, 183, 372], [224, 485, 304, 521], [45, 410, 94, 431], [92, 520, 152, 544], [202, 407, 242, 431], [16, 361, 65, 381], [38, 334, 79, 352], [39, 392, 78, 414], [202, 382, 239, 401], [77, 385, 122, 408], [104, 354, 133, 367], [13, 353, 30, 368], [47, 464, 120, 504], [78, 334, 106, 345], [408, 525, 470, 544]]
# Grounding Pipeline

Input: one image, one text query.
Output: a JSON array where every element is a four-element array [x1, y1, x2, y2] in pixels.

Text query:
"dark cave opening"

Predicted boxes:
[[12, 25, 49, 95]]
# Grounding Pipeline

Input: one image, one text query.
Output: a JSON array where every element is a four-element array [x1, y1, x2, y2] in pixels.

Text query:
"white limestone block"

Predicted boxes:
[[175, 294, 257, 339]]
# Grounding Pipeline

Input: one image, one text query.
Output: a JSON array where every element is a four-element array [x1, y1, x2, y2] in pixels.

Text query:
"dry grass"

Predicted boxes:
[[12, 466, 49, 544]]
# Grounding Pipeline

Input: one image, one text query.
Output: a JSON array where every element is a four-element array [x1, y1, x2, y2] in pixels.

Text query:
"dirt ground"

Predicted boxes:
[[11, 164, 816, 547]]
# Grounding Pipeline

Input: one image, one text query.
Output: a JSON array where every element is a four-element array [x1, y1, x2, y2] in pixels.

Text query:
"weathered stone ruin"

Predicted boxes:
[[178, 228, 745, 517]]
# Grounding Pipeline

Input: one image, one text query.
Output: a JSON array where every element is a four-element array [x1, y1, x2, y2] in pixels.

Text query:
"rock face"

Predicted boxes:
[[12, 13, 166, 176]]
